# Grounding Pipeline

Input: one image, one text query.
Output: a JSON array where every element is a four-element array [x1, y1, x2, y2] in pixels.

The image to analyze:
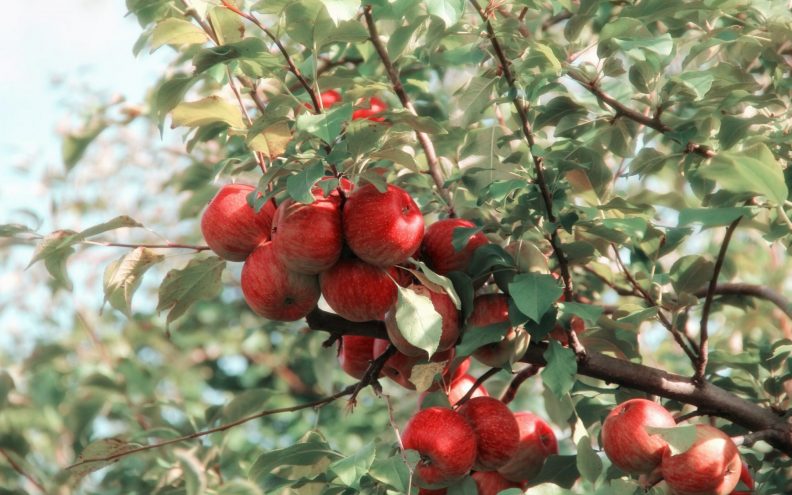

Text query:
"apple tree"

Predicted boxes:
[[3, 0, 792, 493]]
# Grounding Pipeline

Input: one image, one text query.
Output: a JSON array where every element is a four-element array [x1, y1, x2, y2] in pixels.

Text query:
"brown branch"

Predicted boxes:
[[83, 240, 211, 251], [453, 367, 501, 408], [693, 283, 792, 321], [674, 409, 715, 424], [542, 10, 573, 31], [612, 245, 700, 363], [362, 5, 454, 216], [566, 71, 715, 158], [304, 310, 792, 455], [0, 448, 46, 494], [348, 343, 397, 406], [66, 384, 357, 470], [696, 216, 742, 383], [500, 364, 540, 405], [468, 0, 581, 358], [227, 67, 269, 175]]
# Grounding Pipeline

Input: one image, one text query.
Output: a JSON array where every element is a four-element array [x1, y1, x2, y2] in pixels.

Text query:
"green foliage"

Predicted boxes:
[[5, 0, 792, 493]]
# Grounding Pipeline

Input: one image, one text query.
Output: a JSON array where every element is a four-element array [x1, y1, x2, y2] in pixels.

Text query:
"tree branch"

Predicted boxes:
[[693, 283, 792, 321], [468, 0, 582, 358], [453, 367, 500, 408], [83, 240, 211, 251], [696, 216, 742, 383], [362, 5, 454, 216], [0, 448, 46, 493]]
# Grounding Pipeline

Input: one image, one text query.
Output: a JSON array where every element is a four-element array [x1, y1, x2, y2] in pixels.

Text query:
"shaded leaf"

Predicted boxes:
[[700, 143, 787, 205], [329, 441, 375, 488], [645, 424, 697, 455], [156, 255, 226, 327], [68, 438, 142, 481], [103, 247, 165, 316], [528, 454, 580, 488], [249, 441, 342, 482], [425, 0, 465, 27], [509, 273, 564, 323], [542, 341, 577, 398], [296, 104, 353, 143], [286, 162, 325, 204]]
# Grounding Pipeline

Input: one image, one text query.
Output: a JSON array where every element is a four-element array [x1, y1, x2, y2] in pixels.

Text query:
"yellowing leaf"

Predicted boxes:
[[150, 18, 209, 52], [103, 247, 165, 316], [248, 120, 292, 159], [171, 96, 246, 129]]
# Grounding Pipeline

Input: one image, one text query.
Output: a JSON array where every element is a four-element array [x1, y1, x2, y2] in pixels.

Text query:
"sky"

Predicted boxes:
[[0, 1, 171, 354]]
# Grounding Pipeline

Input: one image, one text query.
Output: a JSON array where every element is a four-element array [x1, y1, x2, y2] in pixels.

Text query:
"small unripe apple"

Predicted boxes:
[[352, 96, 387, 121], [343, 183, 424, 267], [457, 396, 520, 471], [385, 284, 460, 356], [497, 412, 558, 483], [467, 294, 529, 367], [241, 242, 320, 321], [320, 259, 399, 321], [200, 184, 275, 261], [271, 195, 343, 274], [402, 407, 478, 489], [421, 218, 489, 275], [601, 398, 676, 474], [337, 335, 376, 380], [661, 424, 741, 495], [471, 471, 525, 495]]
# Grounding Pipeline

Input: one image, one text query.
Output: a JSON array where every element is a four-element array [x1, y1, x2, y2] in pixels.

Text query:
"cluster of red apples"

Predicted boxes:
[[601, 398, 754, 495]]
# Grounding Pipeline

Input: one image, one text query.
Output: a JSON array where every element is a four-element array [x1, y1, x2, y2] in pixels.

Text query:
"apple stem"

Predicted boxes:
[[453, 367, 500, 409], [500, 365, 540, 405]]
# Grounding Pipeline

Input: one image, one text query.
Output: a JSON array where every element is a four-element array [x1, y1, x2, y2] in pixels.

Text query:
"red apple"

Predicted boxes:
[[241, 242, 320, 321], [200, 184, 275, 261], [271, 195, 343, 274], [601, 398, 676, 474], [471, 471, 525, 495], [373, 339, 454, 390], [446, 373, 489, 406], [402, 407, 478, 488], [352, 96, 387, 121], [468, 294, 530, 367], [320, 259, 399, 321], [337, 335, 376, 380], [385, 284, 460, 356], [497, 412, 558, 483], [417, 489, 446, 495], [549, 316, 586, 346], [449, 357, 471, 382], [421, 218, 489, 275], [457, 397, 520, 471], [343, 183, 424, 267], [661, 424, 741, 495]]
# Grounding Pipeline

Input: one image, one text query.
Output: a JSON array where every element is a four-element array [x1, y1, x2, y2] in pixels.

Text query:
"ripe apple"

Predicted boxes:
[[342, 183, 424, 267], [449, 357, 471, 382], [385, 284, 460, 356], [417, 489, 446, 495], [467, 294, 530, 367], [241, 242, 320, 321], [352, 96, 387, 121], [548, 316, 586, 346], [271, 195, 343, 274], [601, 398, 676, 474], [337, 335, 377, 380], [471, 471, 526, 495], [661, 424, 741, 495], [402, 407, 477, 489], [497, 412, 558, 483], [446, 373, 489, 406], [457, 396, 520, 471], [421, 218, 489, 275], [373, 339, 454, 390], [200, 184, 275, 261], [320, 259, 399, 321]]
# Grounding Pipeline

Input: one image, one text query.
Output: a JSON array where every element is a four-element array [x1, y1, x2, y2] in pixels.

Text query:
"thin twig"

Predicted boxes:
[[66, 384, 358, 470], [348, 344, 398, 406], [500, 365, 540, 404], [468, 0, 583, 358], [693, 283, 792, 321], [362, 5, 454, 216], [83, 240, 211, 251], [542, 10, 573, 31], [696, 217, 742, 384], [227, 68, 269, 174], [0, 448, 47, 494], [674, 409, 715, 424], [453, 367, 501, 408]]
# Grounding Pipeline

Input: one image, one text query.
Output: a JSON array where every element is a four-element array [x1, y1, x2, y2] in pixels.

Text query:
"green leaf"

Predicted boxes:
[[576, 436, 603, 483], [153, 74, 198, 124], [329, 442, 375, 488], [670, 255, 714, 294], [193, 38, 280, 75], [103, 247, 165, 316], [156, 255, 226, 327], [678, 207, 751, 229], [221, 388, 280, 423], [62, 123, 108, 171], [174, 448, 208, 495], [369, 456, 411, 492], [393, 285, 443, 357], [528, 454, 580, 488], [425, 0, 465, 27], [407, 258, 462, 310], [150, 18, 209, 52], [455, 321, 510, 357], [447, 476, 478, 494], [645, 424, 697, 455], [509, 273, 564, 323], [296, 104, 353, 143], [560, 302, 603, 326], [542, 341, 577, 398], [67, 438, 143, 481], [0, 371, 15, 407], [171, 96, 246, 129], [286, 162, 325, 204], [249, 441, 343, 483], [323, 0, 360, 25], [458, 77, 496, 126], [699, 143, 787, 205], [451, 225, 482, 252]]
